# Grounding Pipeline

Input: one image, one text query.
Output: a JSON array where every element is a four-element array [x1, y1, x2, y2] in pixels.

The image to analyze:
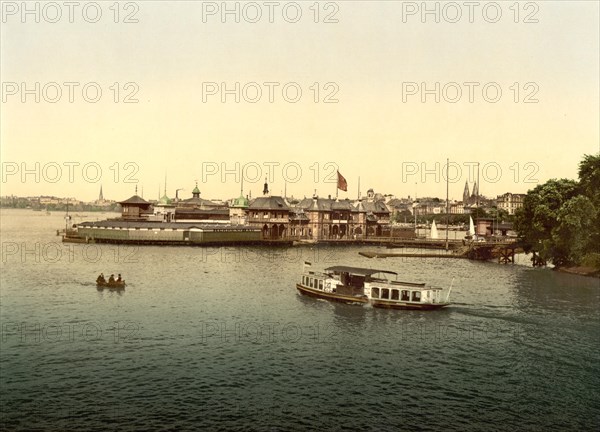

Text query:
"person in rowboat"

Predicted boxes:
[[96, 273, 105, 284], [108, 274, 115, 283]]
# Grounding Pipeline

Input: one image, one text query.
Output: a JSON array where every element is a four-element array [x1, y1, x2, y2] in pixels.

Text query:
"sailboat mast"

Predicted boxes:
[[477, 162, 480, 208], [445, 158, 449, 250]]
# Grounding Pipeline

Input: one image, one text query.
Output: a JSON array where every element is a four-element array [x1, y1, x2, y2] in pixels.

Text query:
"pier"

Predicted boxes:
[[359, 240, 524, 263]]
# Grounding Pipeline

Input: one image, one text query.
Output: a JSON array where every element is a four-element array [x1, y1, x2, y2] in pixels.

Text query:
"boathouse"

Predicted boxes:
[[75, 220, 261, 245]]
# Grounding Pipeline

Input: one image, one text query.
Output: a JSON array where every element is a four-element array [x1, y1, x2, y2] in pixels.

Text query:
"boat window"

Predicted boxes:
[[319, 280, 323, 290], [412, 291, 421, 302], [401, 290, 410, 301], [302, 276, 306, 285], [371, 287, 379, 298], [391, 289, 399, 300], [381, 288, 389, 299]]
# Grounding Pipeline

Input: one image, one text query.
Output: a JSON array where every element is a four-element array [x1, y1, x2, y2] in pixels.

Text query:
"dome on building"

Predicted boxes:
[[158, 193, 172, 205], [192, 185, 200, 195], [232, 194, 249, 208]]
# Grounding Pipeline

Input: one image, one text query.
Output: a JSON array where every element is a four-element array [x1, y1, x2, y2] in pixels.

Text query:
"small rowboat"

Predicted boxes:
[[96, 281, 126, 289]]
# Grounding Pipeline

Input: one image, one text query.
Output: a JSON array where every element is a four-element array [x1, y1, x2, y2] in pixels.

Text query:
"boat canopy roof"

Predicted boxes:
[[325, 266, 398, 276]]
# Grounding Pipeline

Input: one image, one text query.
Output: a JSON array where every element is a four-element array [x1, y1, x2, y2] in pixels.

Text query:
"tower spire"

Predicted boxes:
[[463, 181, 470, 204]]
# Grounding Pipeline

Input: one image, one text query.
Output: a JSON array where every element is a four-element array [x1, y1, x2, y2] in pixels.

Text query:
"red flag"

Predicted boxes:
[[337, 171, 347, 192]]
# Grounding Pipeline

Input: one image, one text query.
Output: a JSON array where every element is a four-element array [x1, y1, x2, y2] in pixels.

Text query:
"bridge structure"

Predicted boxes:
[[462, 240, 527, 264]]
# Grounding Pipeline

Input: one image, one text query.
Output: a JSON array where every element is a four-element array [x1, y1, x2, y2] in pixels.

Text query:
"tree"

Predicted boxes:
[[577, 153, 600, 251], [514, 178, 579, 261], [392, 209, 413, 223], [469, 207, 488, 220], [578, 154, 600, 205], [552, 195, 597, 266]]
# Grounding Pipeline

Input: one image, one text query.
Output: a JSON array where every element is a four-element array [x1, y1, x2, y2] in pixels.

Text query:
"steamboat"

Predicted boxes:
[[297, 265, 451, 310]]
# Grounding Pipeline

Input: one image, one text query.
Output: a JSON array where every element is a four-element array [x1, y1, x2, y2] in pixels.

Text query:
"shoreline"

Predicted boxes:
[[554, 266, 600, 279]]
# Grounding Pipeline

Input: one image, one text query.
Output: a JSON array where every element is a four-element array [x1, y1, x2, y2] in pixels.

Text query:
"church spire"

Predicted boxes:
[[463, 181, 470, 203], [471, 181, 478, 198], [263, 178, 269, 196], [99, 185, 104, 201]]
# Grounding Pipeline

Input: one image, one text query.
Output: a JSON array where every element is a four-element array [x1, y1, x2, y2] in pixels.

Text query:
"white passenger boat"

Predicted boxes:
[[297, 265, 451, 310]]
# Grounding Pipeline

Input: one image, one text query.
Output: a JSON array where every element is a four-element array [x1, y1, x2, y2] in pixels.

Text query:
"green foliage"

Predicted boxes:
[[578, 154, 600, 205], [392, 209, 413, 223], [515, 154, 600, 268], [469, 207, 489, 220], [581, 253, 600, 269]]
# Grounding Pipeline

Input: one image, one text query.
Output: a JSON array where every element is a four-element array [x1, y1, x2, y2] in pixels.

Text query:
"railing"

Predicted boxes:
[[248, 217, 289, 223]]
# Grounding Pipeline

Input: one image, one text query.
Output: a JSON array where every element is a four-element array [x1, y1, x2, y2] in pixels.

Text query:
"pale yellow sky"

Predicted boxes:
[[1, 1, 598, 202]]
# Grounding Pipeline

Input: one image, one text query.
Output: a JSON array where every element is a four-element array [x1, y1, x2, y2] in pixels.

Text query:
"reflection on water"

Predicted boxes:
[[1, 209, 599, 431]]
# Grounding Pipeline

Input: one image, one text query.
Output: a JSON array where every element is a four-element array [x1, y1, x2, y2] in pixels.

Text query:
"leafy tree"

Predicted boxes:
[[578, 154, 600, 205], [578, 153, 600, 250], [552, 195, 597, 266], [514, 178, 579, 261], [469, 207, 488, 220], [515, 154, 600, 268], [392, 209, 413, 223]]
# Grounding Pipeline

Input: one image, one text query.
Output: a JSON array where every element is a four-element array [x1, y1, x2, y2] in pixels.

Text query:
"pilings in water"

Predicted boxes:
[[531, 251, 547, 267], [359, 242, 524, 264], [497, 244, 520, 264], [359, 251, 466, 259]]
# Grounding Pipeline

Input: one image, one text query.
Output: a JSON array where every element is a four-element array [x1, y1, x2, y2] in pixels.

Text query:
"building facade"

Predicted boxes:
[[496, 192, 526, 215]]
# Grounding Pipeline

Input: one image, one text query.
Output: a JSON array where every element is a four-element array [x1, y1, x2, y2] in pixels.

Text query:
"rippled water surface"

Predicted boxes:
[[1, 209, 599, 431]]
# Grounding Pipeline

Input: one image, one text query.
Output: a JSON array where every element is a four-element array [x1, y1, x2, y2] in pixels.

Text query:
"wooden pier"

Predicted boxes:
[[359, 240, 524, 264], [359, 251, 466, 259]]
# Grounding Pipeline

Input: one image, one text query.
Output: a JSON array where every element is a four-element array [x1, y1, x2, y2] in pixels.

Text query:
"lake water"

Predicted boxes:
[[1, 209, 599, 431]]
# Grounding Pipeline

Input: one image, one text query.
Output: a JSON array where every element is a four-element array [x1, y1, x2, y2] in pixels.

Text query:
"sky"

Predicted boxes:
[[1, 0, 599, 202]]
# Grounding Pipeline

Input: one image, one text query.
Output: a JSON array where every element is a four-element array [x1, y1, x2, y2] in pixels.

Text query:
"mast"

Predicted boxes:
[[476, 162, 480, 208], [64, 200, 71, 238], [445, 158, 449, 250], [414, 182, 418, 237]]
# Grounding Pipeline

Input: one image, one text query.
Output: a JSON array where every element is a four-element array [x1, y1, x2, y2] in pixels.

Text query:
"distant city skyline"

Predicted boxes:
[[0, 172, 558, 204], [0, 158, 590, 203]]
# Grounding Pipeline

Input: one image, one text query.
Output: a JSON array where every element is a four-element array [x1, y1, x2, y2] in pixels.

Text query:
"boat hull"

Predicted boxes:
[[371, 300, 449, 310], [296, 284, 449, 309], [296, 284, 368, 304], [96, 281, 126, 289]]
